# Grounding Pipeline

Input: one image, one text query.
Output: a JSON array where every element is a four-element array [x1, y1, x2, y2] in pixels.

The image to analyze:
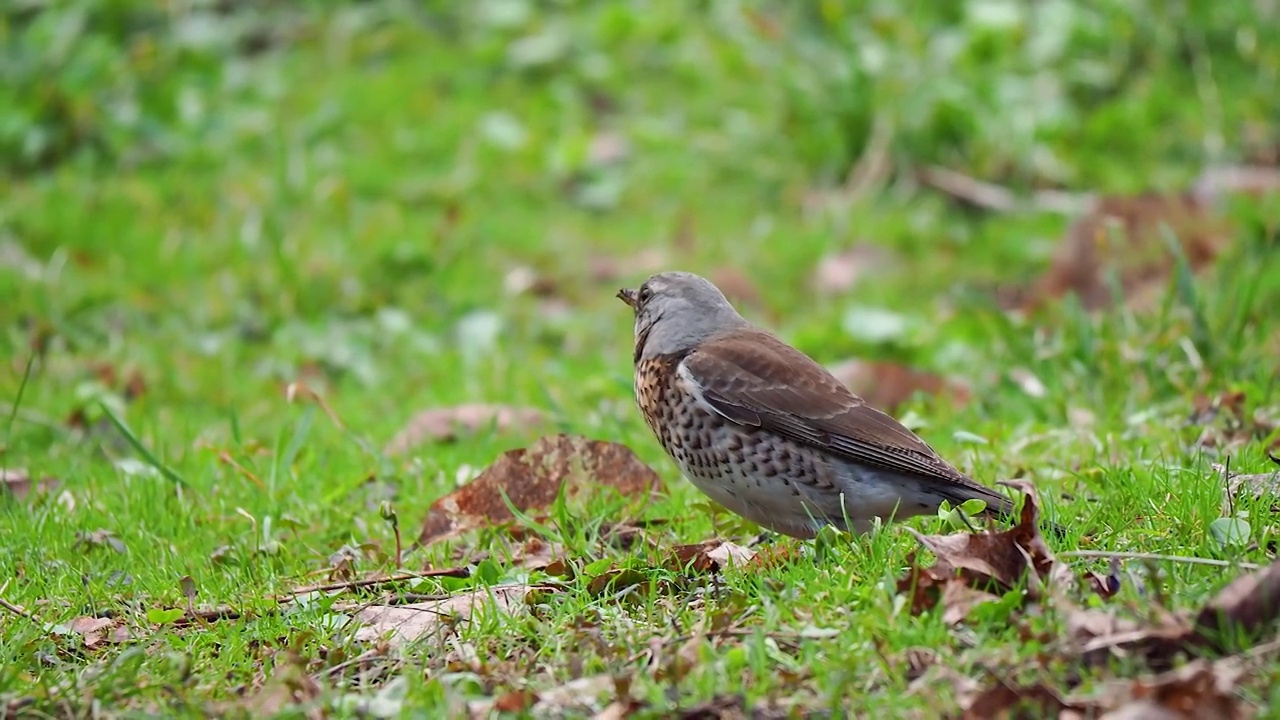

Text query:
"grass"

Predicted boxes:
[[3, 1, 1280, 716]]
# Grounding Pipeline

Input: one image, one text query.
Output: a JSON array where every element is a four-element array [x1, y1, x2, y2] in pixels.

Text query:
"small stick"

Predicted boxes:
[[1057, 550, 1262, 570]]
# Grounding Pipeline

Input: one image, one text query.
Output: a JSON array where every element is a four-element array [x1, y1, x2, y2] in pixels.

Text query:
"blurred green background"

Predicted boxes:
[[3, 0, 1280, 714]]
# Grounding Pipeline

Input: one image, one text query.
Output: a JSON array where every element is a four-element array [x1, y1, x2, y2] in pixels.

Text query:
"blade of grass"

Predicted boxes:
[[98, 400, 190, 488], [4, 351, 37, 444]]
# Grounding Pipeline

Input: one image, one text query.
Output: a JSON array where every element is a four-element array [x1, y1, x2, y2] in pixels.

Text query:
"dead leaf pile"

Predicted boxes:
[[897, 480, 1280, 717], [416, 434, 662, 547]]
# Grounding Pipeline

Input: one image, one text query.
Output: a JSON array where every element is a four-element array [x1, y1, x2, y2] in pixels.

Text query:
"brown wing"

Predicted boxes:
[[683, 329, 1014, 514]]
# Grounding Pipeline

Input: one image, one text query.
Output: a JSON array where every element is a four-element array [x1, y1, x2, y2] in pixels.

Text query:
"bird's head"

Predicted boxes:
[[617, 271, 751, 361]]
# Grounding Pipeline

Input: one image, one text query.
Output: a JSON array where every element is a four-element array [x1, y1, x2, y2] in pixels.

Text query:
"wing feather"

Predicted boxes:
[[683, 330, 1014, 515]]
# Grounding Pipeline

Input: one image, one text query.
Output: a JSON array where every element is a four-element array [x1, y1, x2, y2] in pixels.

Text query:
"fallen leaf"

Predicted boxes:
[[940, 580, 1003, 627], [1187, 557, 1280, 654], [904, 480, 1061, 598], [384, 404, 545, 456], [235, 651, 322, 717], [416, 434, 661, 546], [1225, 470, 1280, 502], [466, 673, 618, 718], [709, 267, 763, 310], [1072, 557, 1280, 670], [1191, 392, 1273, 452], [667, 540, 757, 574], [1023, 192, 1228, 313], [812, 244, 896, 295], [962, 678, 1079, 719], [64, 616, 135, 649], [1074, 658, 1247, 720], [0, 469, 60, 502], [828, 359, 971, 412], [73, 529, 127, 554], [352, 584, 533, 648], [676, 694, 788, 719]]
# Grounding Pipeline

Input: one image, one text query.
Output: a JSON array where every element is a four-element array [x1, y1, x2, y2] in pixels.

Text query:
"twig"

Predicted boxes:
[[1058, 550, 1262, 570], [0, 579, 42, 624], [916, 165, 1091, 215], [278, 568, 469, 599]]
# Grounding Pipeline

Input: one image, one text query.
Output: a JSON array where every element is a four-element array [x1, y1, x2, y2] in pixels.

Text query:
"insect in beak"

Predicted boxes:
[[617, 288, 638, 309]]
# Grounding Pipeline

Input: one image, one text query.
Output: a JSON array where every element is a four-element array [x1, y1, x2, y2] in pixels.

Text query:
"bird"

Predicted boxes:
[[617, 270, 1032, 540]]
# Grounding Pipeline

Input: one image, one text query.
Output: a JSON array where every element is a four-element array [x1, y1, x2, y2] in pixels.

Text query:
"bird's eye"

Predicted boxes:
[[638, 286, 653, 303]]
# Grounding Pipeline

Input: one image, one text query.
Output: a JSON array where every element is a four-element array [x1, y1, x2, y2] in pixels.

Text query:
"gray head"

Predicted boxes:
[[617, 271, 752, 360]]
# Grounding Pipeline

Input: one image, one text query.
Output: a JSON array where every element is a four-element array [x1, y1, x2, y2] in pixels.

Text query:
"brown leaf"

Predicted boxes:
[[0, 469, 60, 502], [65, 616, 136, 649], [1188, 558, 1280, 654], [708, 267, 762, 310], [1226, 470, 1280, 502], [667, 540, 757, 574], [962, 678, 1079, 719], [1023, 192, 1228, 313], [904, 479, 1058, 597], [677, 694, 788, 719], [1192, 392, 1273, 452], [1074, 658, 1247, 720], [467, 673, 618, 718], [236, 651, 321, 717], [941, 580, 1002, 626], [828, 359, 970, 413], [352, 584, 533, 648], [812, 245, 896, 295], [416, 434, 661, 546], [384, 404, 545, 456], [1072, 558, 1280, 670], [73, 529, 127, 554]]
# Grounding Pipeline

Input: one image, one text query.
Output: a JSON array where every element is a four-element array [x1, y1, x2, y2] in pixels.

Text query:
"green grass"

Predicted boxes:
[[3, 1, 1280, 716]]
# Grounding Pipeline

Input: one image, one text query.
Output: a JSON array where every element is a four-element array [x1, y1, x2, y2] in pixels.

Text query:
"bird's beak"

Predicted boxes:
[[617, 287, 638, 309]]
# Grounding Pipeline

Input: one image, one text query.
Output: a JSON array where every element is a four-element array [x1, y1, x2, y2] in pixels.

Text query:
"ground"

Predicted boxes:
[[3, 2, 1280, 717]]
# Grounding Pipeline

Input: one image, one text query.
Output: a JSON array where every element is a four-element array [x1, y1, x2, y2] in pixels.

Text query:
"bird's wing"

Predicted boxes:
[[681, 330, 1014, 513]]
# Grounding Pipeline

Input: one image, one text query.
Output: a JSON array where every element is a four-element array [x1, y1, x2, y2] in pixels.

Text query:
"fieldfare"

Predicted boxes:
[[618, 270, 1027, 539]]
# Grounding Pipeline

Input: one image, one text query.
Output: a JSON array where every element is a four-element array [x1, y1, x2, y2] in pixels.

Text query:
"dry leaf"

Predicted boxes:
[[708, 267, 762, 310], [384, 404, 545, 456], [1024, 193, 1228, 313], [812, 245, 895, 295], [962, 678, 1079, 719], [1225, 470, 1280, 503], [352, 585, 532, 648], [667, 540, 757, 574], [1080, 658, 1248, 720], [1188, 558, 1280, 654], [1073, 558, 1280, 670], [905, 479, 1061, 595], [0, 469, 60, 501], [235, 651, 321, 717], [416, 434, 661, 546], [828, 359, 971, 412], [64, 616, 135, 649], [466, 673, 618, 718], [1191, 391, 1273, 452]]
